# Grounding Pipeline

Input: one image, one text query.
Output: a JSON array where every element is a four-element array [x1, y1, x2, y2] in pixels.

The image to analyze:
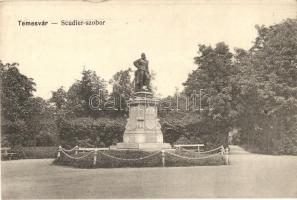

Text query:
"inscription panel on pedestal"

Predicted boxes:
[[145, 106, 156, 130], [130, 107, 138, 120], [126, 107, 138, 130], [138, 105, 145, 119]]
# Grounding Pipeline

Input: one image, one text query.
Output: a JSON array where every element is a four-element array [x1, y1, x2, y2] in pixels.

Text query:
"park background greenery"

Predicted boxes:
[[1, 19, 297, 156]]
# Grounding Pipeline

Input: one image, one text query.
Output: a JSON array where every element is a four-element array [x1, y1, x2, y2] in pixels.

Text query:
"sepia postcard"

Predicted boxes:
[[1, 0, 297, 199]]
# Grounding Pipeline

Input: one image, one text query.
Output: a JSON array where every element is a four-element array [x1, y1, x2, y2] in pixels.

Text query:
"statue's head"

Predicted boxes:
[[141, 53, 146, 59]]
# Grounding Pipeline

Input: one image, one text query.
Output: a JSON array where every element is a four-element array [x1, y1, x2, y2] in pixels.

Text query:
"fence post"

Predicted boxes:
[[75, 146, 78, 155], [93, 150, 97, 166], [161, 150, 165, 167], [57, 146, 62, 158], [225, 147, 229, 165]]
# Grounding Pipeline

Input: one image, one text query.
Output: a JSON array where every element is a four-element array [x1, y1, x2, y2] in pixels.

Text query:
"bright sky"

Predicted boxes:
[[0, 0, 296, 99]]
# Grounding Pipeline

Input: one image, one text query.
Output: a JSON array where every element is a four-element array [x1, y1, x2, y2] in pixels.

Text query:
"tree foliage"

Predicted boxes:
[[234, 19, 297, 154], [51, 69, 109, 118], [1, 61, 57, 147], [177, 42, 236, 147], [58, 117, 126, 148], [109, 68, 133, 111], [162, 19, 297, 154]]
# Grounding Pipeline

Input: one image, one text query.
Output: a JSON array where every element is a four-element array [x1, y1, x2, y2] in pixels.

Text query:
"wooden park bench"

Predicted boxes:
[[1, 147, 17, 160], [173, 144, 205, 152]]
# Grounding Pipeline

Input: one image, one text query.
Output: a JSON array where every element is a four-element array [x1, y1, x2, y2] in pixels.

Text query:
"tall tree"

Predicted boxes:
[[50, 87, 67, 110], [182, 42, 237, 147], [109, 68, 133, 111], [0, 61, 36, 122], [0, 61, 57, 146], [63, 69, 108, 117], [236, 19, 297, 154]]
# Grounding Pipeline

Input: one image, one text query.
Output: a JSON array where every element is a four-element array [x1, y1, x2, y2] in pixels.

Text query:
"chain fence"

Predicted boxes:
[[60, 148, 93, 160], [98, 150, 161, 161], [57, 145, 229, 166], [179, 146, 222, 154], [61, 146, 78, 153], [165, 151, 222, 160]]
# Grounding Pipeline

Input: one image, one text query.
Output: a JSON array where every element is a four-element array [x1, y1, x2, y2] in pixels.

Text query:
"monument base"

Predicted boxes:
[[112, 91, 172, 151], [111, 142, 172, 150]]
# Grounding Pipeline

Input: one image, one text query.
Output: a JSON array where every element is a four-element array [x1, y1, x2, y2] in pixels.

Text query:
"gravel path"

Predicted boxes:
[[2, 145, 297, 198]]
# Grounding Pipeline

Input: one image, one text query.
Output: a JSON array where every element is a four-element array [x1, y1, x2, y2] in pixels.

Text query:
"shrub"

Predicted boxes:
[[164, 150, 226, 167], [58, 117, 126, 148], [15, 146, 58, 159]]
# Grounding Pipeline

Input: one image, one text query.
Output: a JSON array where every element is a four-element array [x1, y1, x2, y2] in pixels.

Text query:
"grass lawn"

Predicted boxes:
[[2, 146, 297, 198]]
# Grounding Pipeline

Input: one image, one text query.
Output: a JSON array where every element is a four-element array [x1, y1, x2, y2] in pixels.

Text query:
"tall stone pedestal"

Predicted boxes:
[[114, 92, 171, 150]]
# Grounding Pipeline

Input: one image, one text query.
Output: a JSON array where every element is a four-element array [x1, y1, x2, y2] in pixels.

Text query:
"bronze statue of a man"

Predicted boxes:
[[133, 53, 151, 92]]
